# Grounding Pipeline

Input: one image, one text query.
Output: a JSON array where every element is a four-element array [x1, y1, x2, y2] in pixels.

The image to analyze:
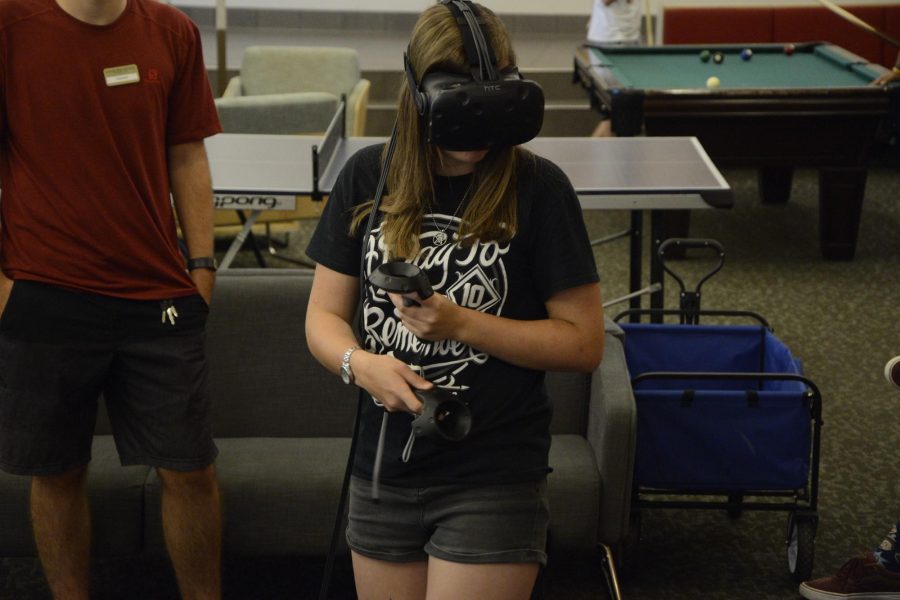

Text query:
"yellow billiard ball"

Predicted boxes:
[[706, 76, 721, 89]]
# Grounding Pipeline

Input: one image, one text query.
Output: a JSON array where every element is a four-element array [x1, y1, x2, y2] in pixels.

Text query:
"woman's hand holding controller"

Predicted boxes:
[[352, 350, 432, 414]]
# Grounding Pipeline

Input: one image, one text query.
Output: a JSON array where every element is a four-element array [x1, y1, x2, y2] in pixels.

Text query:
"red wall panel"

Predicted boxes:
[[662, 7, 773, 44], [884, 6, 900, 68], [663, 5, 895, 68], [771, 6, 884, 64]]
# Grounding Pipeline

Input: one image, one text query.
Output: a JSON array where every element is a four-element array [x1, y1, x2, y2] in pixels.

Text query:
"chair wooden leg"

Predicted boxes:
[[600, 543, 624, 600]]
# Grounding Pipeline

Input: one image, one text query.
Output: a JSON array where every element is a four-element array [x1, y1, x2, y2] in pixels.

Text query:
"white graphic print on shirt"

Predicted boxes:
[[362, 213, 509, 393]]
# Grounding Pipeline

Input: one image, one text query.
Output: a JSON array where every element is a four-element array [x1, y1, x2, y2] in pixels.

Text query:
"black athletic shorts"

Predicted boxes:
[[0, 280, 217, 475]]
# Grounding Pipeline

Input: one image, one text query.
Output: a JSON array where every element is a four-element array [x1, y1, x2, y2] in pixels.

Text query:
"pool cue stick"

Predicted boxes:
[[643, 0, 655, 46], [812, 0, 900, 49], [216, 0, 227, 96]]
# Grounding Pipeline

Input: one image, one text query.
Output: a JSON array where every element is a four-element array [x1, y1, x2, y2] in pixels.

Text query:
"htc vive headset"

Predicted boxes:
[[403, 0, 545, 151]]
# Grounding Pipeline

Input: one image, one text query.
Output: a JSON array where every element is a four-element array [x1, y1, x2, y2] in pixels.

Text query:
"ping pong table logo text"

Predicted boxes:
[[214, 195, 281, 210]]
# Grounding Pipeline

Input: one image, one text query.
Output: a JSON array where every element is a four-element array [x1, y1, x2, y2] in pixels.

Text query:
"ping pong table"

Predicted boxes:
[[205, 114, 732, 313]]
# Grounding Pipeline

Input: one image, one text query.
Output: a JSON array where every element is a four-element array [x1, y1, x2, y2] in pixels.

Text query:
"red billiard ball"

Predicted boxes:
[[784, 43, 796, 56]]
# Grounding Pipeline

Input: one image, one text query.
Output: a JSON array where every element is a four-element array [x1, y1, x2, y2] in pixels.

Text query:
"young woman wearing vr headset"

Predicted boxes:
[[305, 2, 604, 598]]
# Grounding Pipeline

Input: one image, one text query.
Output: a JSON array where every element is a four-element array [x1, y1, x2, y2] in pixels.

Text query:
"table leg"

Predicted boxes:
[[236, 210, 268, 268], [219, 209, 263, 270], [650, 210, 664, 323], [658, 210, 690, 259], [758, 167, 794, 204], [818, 168, 867, 260], [629, 210, 643, 322]]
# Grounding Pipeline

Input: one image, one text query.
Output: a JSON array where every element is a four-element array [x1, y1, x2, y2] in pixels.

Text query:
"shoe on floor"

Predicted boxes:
[[800, 552, 900, 599]]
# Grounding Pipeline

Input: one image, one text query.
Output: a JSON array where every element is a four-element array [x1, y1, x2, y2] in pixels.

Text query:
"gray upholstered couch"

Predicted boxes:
[[0, 268, 636, 588]]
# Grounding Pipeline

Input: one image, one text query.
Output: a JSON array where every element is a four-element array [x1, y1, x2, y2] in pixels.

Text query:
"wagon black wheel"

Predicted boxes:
[[787, 515, 816, 582], [727, 493, 743, 519]]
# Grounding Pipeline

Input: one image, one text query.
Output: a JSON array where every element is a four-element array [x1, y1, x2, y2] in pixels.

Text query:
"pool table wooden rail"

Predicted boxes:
[[573, 43, 899, 260]]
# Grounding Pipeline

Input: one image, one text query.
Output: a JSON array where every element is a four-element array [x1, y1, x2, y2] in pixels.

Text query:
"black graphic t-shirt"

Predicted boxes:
[[306, 143, 599, 487]]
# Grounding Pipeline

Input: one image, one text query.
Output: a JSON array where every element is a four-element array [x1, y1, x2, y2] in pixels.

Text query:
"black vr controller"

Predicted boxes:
[[368, 261, 434, 307], [411, 387, 472, 442], [368, 261, 472, 442]]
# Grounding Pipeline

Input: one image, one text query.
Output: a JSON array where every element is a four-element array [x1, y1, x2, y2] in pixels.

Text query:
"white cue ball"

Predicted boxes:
[[706, 76, 721, 89]]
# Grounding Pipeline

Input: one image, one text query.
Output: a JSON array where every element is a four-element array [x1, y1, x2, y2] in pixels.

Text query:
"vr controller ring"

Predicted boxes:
[[369, 261, 434, 306]]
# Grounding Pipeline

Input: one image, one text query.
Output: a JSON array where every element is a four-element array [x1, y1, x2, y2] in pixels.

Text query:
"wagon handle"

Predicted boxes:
[[612, 308, 771, 329], [658, 238, 726, 324], [631, 371, 822, 404]]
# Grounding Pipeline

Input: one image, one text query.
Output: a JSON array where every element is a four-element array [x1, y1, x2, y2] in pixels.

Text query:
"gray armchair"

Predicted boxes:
[[215, 46, 371, 136], [545, 319, 636, 599]]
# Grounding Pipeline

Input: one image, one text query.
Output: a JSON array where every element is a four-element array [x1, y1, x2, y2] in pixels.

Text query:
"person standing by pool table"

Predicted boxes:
[[587, 0, 641, 46], [587, 0, 643, 137]]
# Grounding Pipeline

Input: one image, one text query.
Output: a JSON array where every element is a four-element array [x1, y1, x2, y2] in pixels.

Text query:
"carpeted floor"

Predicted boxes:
[[2, 159, 898, 599]]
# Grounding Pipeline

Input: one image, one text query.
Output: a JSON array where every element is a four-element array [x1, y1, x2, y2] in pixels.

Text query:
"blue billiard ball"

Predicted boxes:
[[740, 48, 753, 61]]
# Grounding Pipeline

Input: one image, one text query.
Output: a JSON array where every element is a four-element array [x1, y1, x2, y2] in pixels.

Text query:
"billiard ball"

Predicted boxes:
[[706, 76, 721, 89], [784, 43, 796, 56], [712, 52, 724, 64], [700, 50, 711, 63], [740, 48, 753, 61]]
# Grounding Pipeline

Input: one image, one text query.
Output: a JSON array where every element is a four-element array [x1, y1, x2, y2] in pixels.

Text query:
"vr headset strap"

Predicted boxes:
[[403, 51, 428, 115], [319, 123, 399, 600], [441, 0, 498, 81]]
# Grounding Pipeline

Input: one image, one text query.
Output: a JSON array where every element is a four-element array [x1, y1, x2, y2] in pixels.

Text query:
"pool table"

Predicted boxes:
[[573, 42, 899, 259]]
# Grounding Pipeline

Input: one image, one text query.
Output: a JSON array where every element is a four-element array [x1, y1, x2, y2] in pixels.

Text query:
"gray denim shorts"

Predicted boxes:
[[347, 475, 549, 565]]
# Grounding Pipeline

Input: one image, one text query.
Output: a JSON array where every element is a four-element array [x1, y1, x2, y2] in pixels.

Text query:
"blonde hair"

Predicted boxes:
[[352, 2, 529, 260]]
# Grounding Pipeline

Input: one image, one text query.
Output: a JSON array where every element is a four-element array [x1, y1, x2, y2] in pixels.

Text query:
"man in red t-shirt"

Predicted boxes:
[[0, 0, 223, 598]]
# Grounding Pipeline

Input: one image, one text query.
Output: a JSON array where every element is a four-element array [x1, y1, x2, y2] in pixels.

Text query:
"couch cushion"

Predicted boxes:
[[140, 436, 601, 559], [215, 92, 339, 135], [0, 436, 149, 556], [547, 372, 590, 436], [142, 437, 352, 557], [547, 434, 601, 555], [208, 271, 359, 438]]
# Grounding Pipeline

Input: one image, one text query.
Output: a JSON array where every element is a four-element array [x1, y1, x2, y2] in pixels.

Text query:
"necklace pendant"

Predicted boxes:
[[433, 231, 448, 246]]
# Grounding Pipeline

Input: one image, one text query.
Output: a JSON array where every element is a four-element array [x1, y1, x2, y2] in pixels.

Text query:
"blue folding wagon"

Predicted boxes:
[[615, 239, 823, 582]]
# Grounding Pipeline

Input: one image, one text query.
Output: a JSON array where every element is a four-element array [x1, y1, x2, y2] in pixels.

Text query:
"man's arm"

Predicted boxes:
[[169, 140, 216, 305], [0, 232, 10, 315], [0, 278, 8, 314]]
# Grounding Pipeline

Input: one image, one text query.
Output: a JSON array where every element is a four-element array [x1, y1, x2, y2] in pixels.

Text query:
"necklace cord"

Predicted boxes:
[[430, 177, 473, 246]]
